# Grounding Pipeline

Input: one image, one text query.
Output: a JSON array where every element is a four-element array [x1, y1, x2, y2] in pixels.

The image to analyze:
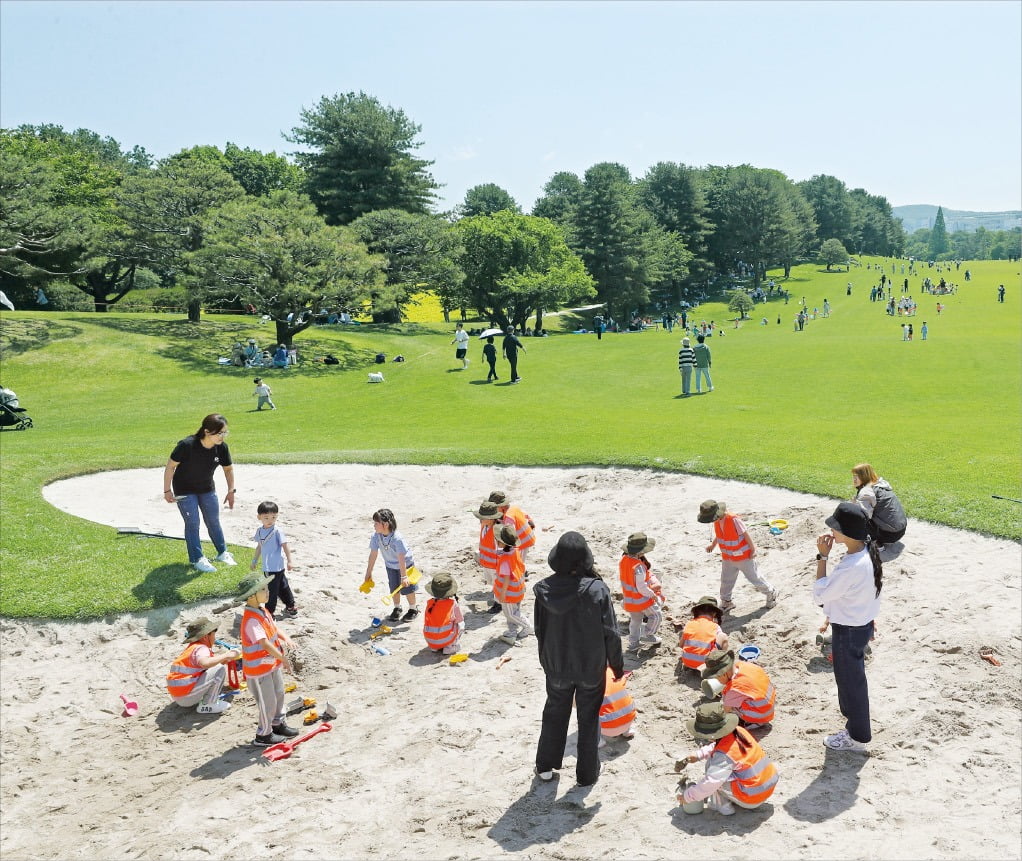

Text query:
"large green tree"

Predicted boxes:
[[350, 209, 463, 322], [286, 91, 438, 225], [819, 238, 849, 270], [636, 161, 712, 286], [193, 190, 385, 345], [929, 206, 949, 258], [461, 183, 520, 218], [531, 171, 583, 237], [456, 210, 594, 332], [799, 174, 854, 250]]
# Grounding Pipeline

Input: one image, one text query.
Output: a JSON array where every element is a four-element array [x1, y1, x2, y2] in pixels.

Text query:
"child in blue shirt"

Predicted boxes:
[[363, 508, 420, 623], [250, 501, 296, 618]]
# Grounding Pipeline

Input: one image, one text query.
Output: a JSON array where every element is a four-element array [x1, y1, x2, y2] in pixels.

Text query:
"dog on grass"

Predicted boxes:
[[367, 372, 385, 383]]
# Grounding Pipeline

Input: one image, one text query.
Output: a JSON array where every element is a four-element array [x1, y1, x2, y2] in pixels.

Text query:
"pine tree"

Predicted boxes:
[[929, 206, 949, 258]]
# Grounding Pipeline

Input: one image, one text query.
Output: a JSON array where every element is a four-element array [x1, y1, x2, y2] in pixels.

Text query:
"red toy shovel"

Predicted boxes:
[[261, 722, 332, 761], [119, 693, 139, 717]]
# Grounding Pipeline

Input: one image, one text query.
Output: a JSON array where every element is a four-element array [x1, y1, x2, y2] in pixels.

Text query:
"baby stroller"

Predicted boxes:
[[0, 387, 32, 430]]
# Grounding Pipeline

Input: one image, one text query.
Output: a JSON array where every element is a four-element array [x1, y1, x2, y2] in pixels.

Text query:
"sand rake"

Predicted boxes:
[[380, 566, 421, 606]]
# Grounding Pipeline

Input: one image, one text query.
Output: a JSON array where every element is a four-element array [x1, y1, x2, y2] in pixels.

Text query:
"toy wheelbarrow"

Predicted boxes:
[[261, 722, 332, 762], [380, 566, 421, 606]]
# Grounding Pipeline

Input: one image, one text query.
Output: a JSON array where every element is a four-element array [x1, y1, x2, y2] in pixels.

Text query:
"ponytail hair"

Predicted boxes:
[[372, 508, 397, 531], [195, 413, 227, 439], [865, 536, 883, 597]]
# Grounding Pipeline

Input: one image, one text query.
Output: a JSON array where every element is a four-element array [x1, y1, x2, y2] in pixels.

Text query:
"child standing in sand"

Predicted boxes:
[[474, 500, 503, 614], [364, 508, 419, 623], [250, 500, 296, 618], [493, 524, 532, 645], [619, 532, 664, 651], [237, 573, 298, 746], [422, 572, 465, 655], [698, 500, 777, 613]]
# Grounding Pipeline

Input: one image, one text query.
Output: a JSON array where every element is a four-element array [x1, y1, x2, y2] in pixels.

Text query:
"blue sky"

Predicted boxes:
[[2, 0, 1019, 213]]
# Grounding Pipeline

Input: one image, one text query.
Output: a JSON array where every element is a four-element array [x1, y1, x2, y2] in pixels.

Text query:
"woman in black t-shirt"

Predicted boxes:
[[163, 414, 238, 573]]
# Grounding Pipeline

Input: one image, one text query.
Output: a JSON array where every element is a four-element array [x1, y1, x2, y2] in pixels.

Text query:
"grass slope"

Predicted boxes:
[[1, 257, 1019, 618]]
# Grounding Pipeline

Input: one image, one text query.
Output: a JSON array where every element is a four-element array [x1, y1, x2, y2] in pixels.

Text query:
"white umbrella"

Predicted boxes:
[[478, 327, 504, 339], [0, 291, 14, 311]]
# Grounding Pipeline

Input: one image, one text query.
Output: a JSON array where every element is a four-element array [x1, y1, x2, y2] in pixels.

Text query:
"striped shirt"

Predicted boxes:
[[678, 347, 696, 369]]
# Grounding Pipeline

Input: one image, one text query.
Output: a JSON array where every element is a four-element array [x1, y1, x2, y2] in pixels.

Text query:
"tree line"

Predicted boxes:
[[1, 91, 942, 344]]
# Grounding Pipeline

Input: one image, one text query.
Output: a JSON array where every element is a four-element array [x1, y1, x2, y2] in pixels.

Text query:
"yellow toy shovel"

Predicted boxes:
[[359, 578, 374, 594], [381, 566, 421, 605]]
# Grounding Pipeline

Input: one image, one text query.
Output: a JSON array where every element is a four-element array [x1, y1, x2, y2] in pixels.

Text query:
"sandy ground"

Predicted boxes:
[[1, 464, 1019, 860]]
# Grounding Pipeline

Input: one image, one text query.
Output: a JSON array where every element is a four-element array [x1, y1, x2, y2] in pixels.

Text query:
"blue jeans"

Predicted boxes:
[[831, 621, 874, 743], [176, 492, 227, 564]]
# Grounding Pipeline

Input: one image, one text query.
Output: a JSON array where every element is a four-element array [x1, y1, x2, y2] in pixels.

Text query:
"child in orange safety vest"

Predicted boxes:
[[698, 499, 778, 614], [493, 524, 533, 645], [474, 500, 503, 614], [680, 596, 729, 672], [237, 573, 299, 747], [166, 616, 241, 715], [599, 667, 636, 747], [619, 532, 664, 651], [422, 572, 465, 655], [675, 702, 779, 816], [700, 648, 776, 726], [487, 490, 536, 568]]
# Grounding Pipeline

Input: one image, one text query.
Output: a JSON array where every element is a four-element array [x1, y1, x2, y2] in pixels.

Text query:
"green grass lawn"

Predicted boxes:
[[1, 256, 1019, 619]]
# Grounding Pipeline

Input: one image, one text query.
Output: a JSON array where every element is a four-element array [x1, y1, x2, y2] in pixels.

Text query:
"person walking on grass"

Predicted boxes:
[[693, 334, 713, 393], [252, 378, 275, 410], [678, 337, 696, 396], [163, 413, 238, 574], [482, 336, 498, 381], [502, 326, 526, 383], [451, 322, 470, 370]]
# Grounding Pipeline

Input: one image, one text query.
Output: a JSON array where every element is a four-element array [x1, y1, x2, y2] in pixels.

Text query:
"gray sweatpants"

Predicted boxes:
[[247, 667, 285, 736], [174, 664, 227, 708], [720, 559, 773, 603]]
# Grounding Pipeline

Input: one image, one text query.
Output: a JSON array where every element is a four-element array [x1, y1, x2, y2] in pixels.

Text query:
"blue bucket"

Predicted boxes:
[[738, 644, 760, 662]]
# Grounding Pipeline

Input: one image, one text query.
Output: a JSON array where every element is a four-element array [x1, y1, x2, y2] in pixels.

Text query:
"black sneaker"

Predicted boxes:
[[401, 607, 420, 622], [283, 606, 299, 618], [487, 602, 503, 615], [388, 607, 402, 622], [271, 722, 299, 738], [253, 733, 287, 747]]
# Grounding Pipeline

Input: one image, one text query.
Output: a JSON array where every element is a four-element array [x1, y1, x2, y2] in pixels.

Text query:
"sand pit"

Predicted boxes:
[[1, 464, 1018, 859]]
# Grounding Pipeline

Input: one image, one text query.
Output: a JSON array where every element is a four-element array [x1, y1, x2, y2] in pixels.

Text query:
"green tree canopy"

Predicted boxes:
[[819, 238, 849, 270], [636, 161, 712, 285], [455, 210, 594, 332], [461, 183, 520, 217], [727, 289, 754, 319], [929, 206, 949, 257], [193, 190, 385, 344], [799, 174, 853, 250], [286, 91, 438, 225], [531, 171, 583, 233], [350, 209, 463, 322]]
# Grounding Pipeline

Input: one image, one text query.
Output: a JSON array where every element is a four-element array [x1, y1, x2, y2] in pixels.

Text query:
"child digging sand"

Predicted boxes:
[[698, 499, 778, 613], [680, 596, 729, 672], [422, 572, 465, 655], [619, 532, 664, 650]]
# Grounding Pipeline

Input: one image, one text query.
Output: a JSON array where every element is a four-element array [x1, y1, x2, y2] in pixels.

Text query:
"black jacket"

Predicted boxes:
[[533, 571, 624, 685]]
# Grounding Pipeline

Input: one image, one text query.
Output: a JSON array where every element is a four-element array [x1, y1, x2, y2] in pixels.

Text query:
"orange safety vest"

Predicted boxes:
[[166, 642, 205, 699], [423, 597, 459, 650], [478, 523, 498, 570], [503, 505, 536, 550], [715, 513, 753, 562], [619, 556, 655, 613], [680, 616, 720, 669], [725, 661, 776, 724], [493, 548, 526, 604], [600, 668, 636, 732], [241, 606, 282, 678], [713, 726, 778, 806]]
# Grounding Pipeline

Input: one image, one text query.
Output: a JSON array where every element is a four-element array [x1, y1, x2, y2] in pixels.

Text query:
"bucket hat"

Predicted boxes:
[[825, 501, 869, 541], [488, 490, 510, 507], [698, 500, 725, 523], [496, 524, 519, 547], [547, 531, 594, 575], [426, 572, 459, 599], [622, 532, 655, 555], [700, 648, 735, 680], [235, 573, 274, 601], [183, 616, 219, 643], [691, 596, 723, 623], [474, 501, 501, 520], [686, 702, 740, 741]]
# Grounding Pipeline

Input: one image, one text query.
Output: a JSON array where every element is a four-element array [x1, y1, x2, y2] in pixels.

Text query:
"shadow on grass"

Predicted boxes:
[[132, 562, 205, 607], [84, 317, 375, 376], [0, 318, 83, 356]]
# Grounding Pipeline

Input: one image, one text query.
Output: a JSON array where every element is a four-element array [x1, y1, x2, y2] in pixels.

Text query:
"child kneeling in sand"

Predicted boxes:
[[423, 572, 465, 655], [599, 668, 636, 747], [675, 702, 779, 816], [166, 616, 241, 715], [700, 648, 776, 726], [680, 596, 729, 672]]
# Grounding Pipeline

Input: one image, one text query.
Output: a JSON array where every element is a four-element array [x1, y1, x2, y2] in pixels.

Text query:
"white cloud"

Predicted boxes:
[[450, 145, 477, 162]]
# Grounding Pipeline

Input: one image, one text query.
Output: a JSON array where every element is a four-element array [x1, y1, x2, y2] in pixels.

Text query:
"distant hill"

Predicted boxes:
[[894, 205, 1022, 233]]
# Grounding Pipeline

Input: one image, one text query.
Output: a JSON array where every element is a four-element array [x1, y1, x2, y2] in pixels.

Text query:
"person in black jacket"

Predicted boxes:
[[533, 531, 625, 787]]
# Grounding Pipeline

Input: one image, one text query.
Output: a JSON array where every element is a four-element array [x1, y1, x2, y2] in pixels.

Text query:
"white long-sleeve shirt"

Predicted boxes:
[[812, 547, 880, 626]]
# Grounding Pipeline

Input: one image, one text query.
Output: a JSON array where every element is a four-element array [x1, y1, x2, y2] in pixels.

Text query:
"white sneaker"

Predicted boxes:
[[193, 557, 216, 573], [639, 634, 662, 646], [197, 700, 230, 715], [536, 769, 554, 781], [598, 736, 607, 749], [706, 793, 735, 815], [824, 729, 868, 752], [215, 551, 237, 566], [764, 589, 779, 609], [499, 634, 518, 646]]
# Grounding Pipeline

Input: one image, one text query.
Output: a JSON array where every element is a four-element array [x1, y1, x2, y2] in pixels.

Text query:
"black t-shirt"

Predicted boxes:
[[169, 436, 232, 495]]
